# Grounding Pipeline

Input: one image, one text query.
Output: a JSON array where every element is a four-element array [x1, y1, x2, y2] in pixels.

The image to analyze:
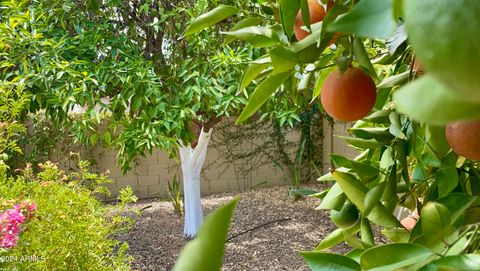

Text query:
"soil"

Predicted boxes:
[[116, 185, 353, 271]]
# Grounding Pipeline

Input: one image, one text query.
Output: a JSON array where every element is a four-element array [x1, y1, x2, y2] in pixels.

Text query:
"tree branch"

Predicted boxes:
[[203, 116, 222, 132]]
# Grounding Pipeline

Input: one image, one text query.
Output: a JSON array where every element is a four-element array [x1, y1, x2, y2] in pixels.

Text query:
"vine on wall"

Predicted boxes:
[[207, 108, 324, 191]]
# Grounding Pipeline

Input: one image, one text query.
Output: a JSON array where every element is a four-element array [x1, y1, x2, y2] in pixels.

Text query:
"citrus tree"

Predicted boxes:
[[186, 0, 480, 269], [0, 0, 261, 237]]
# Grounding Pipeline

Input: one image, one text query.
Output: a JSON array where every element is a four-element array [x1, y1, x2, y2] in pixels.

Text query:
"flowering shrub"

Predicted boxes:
[[0, 162, 133, 270], [0, 201, 36, 249]]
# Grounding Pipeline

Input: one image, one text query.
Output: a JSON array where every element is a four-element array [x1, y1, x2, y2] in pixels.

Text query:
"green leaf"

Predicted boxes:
[[445, 235, 469, 256], [421, 202, 453, 243], [186, 5, 238, 36], [349, 127, 393, 143], [328, 0, 396, 39], [269, 46, 298, 74], [332, 171, 400, 228], [338, 136, 384, 149], [395, 140, 410, 184], [302, 252, 361, 271], [131, 95, 143, 111], [426, 125, 450, 158], [366, 202, 401, 228], [360, 217, 374, 246], [381, 165, 398, 208], [103, 131, 112, 145], [393, 75, 480, 125], [412, 164, 427, 182], [90, 133, 98, 146], [421, 254, 480, 271], [279, 0, 300, 37], [332, 171, 368, 210], [353, 38, 377, 80], [376, 71, 409, 89], [221, 26, 279, 47], [388, 111, 406, 139], [380, 228, 410, 243], [436, 166, 458, 198], [360, 243, 434, 271], [173, 198, 238, 271], [319, 3, 345, 41], [86, 0, 100, 11], [437, 193, 476, 226], [299, 0, 311, 33], [224, 17, 263, 44], [318, 183, 347, 211], [312, 66, 335, 102], [346, 249, 364, 263], [380, 148, 395, 169], [236, 72, 290, 124], [315, 225, 361, 251], [465, 207, 480, 225], [364, 182, 386, 216], [330, 154, 379, 179], [289, 24, 332, 63], [240, 63, 269, 91]]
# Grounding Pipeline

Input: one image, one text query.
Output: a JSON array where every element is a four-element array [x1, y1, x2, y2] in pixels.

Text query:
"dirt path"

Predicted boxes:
[[117, 185, 348, 271]]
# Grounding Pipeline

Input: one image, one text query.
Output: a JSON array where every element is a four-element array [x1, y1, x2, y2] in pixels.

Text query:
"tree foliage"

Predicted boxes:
[[0, 0, 253, 170], [186, 0, 480, 269]]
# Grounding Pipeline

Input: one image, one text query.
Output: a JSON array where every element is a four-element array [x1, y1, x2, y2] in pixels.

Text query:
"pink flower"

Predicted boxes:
[[0, 200, 37, 249]]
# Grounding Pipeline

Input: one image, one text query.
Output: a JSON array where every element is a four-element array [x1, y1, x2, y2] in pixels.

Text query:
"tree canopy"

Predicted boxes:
[[0, 0, 256, 169]]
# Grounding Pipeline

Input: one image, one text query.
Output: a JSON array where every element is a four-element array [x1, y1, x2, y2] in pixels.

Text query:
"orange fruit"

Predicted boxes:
[[446, 120, 480, 160], [294, 0, 339, 45], [320, 67, 376, 122], [294, 0, 326, 41], [330, 202, 359, 228]]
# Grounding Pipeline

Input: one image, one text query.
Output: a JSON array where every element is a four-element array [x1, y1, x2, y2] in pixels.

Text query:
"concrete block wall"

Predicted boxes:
[[95, 120, 356, 199], [88, 134, 288, 200], [51, 119, 359, 200], [89, 149, 179, 199]]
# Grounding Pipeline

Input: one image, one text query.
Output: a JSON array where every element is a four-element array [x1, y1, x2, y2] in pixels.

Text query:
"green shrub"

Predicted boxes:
[[0, 162, 133, 270], [0, 82, 30, 169]]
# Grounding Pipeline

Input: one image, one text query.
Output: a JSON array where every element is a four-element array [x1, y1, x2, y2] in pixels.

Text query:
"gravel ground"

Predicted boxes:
[[117, 185, 350, 271]]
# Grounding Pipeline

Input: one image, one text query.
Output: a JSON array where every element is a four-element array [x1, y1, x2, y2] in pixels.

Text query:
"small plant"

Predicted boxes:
[[68, 154, 113, 196], [117, 185, 138, 208], [168, 174, 183, 215], [111, 185, 139, 234]]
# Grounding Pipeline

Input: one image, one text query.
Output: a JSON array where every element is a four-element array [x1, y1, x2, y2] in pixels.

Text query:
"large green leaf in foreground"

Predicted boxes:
[[393, 75, 480, 125], [360, 243, 434, 271], [328, 0, 396, 38], [302, 252, 361, 271], [173, 198, 238, 271]]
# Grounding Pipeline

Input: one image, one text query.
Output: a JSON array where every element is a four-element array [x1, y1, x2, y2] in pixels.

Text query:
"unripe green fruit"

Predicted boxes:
[[330, 202, 359, 228]]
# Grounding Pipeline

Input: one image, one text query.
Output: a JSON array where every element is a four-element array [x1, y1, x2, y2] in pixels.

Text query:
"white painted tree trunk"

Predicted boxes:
[[179, 128, 212, 237]]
